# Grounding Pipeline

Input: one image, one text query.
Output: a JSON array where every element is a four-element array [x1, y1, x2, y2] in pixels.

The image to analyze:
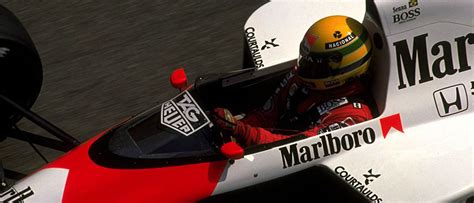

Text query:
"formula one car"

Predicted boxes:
[[1, 0, 473, 202]]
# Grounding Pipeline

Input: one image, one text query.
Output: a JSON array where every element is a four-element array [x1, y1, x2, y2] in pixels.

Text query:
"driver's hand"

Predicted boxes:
[[213, 108, 236, 132]]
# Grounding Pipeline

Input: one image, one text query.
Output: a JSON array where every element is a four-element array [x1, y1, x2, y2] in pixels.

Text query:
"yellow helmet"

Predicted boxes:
[[297, 15, 372, 90]]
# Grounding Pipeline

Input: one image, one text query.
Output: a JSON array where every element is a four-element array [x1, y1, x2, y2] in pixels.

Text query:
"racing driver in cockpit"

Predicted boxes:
[[214, 15, 376, 147]]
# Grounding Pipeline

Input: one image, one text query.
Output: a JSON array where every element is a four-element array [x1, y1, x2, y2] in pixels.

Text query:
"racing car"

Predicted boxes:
[[0, 0, 473, 202]]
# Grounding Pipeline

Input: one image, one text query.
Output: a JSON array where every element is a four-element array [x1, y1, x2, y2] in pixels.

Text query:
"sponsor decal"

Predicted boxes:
[[298, 54, 313, 64], [0, 186, 34, 203], [392, 0, 421, 24], [273, 71, 294, 97], [408, 0, 418, 7], [317, 120, 349, 134], [324, 79, 341, 88], [245, 27, 264, 68], [279, 127, 376, 169], [379, 113, 404, 138], [363, 169, 381, 185], [278, 71, 293, 89], [433, 84, 469, 117], [261, 38, 279, 50], [161, 91, 210, 136], [0, 47, 9, 58], [263, 71, 295, 112], [335, 166, 383, 202], [393, 33, 473, 90], [325, 32, 356, 49], [288, 83, 298, 97], [316, 97, 349, 115]]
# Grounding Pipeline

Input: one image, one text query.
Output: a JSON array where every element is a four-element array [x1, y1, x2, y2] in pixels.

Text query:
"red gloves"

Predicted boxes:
[[213, 108, 237, 132], [213, 108, 255, 146]]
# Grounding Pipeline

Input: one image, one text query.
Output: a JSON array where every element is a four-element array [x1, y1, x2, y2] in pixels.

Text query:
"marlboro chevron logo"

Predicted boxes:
[[161, 91, 210, 136]]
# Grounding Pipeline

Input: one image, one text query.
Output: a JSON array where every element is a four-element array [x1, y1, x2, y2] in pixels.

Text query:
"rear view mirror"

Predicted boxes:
[[170, 67, 188, 91], [220, 141, 244, 160]]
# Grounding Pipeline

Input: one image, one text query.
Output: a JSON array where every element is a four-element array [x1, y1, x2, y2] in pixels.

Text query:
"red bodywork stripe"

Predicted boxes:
[[45, 130, 228, 202]]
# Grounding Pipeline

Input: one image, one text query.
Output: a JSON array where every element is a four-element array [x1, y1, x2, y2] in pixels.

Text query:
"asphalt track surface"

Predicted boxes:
[[0, 1, 267, 179]]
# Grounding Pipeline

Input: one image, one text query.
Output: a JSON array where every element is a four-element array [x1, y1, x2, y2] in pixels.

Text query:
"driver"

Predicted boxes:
[[214, 15, 375, 147]]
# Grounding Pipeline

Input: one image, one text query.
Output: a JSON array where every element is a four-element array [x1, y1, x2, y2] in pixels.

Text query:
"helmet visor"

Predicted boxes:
[[297, 51, 343, 80]]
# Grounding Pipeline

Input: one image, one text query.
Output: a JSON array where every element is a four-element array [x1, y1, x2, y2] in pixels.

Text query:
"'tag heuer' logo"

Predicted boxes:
[[161, 91, 210, 136]]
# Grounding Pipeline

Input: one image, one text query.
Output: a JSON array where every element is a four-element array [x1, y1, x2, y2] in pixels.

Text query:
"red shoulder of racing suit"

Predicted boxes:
[[232, 67, 374, 147]]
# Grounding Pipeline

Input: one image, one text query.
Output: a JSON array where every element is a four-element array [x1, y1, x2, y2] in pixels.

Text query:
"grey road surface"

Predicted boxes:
[[0, 0, 266, 178]]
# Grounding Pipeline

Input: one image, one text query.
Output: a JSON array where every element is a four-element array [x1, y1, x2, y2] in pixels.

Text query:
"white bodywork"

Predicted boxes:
[[215, 0, 473, 202], [2, 1, 471, 202], [0, 168, 68, 202]]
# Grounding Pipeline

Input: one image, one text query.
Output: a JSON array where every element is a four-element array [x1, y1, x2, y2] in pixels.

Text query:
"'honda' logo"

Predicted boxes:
[[433, 84, 468, 117]]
